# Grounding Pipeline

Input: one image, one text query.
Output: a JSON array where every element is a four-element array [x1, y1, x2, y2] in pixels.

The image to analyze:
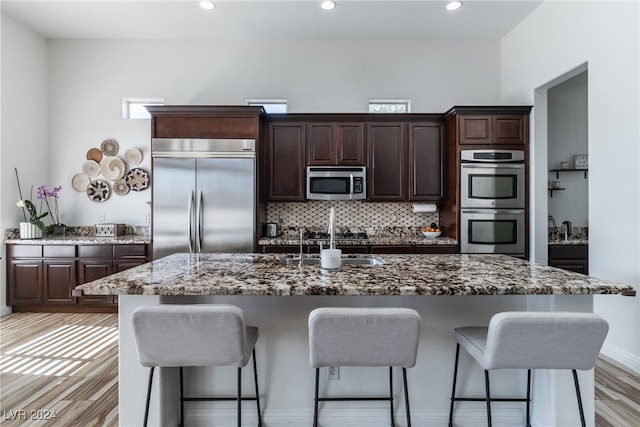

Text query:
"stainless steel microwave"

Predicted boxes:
[[306, 166, 366, 200]]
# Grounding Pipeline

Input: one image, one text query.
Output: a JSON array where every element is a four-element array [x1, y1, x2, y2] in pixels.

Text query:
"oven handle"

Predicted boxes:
[[461, 209, 525, 214], [461, 163, 524, 169]]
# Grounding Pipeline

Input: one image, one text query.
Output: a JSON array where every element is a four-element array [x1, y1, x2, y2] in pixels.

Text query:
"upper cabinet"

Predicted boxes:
[[307, 122, 365, 165], [367, 122, 407, 201], [268, 122, 306, 201], [408, 122, 445, 201], [458, 114, 528, 145]]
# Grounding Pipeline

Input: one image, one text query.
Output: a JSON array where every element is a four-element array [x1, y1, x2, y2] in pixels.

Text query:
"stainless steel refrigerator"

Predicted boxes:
[[151, 138, 256, 259]]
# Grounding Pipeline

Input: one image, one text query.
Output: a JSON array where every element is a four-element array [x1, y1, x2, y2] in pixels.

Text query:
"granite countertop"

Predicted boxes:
[[548, 238, 588, 246], [74, 253, 636, 297], [259, 236, 457, 246], [4, 235, 151, 245]]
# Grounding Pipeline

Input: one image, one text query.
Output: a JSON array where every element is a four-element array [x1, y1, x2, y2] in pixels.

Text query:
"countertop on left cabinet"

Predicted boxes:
[[4, 235, 151, 245]]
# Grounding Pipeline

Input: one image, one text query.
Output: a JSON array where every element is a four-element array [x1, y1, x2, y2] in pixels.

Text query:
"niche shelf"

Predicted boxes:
[[549, 168, 588, 179]]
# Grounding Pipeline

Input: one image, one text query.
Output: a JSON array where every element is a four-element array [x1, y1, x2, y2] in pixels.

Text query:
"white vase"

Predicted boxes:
[[19, 222, 43, 239]]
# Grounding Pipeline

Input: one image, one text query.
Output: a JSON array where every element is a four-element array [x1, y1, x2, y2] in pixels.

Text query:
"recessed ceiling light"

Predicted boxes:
[[200, 0, 215, 11], [321, 1, 337, 11], [446, 1, 463, 11]]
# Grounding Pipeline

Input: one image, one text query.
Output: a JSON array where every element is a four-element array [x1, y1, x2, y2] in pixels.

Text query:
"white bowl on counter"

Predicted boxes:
[[421, 231, 442, 238]]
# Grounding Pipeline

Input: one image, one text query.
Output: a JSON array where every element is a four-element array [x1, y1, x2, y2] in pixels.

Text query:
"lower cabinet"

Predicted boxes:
[[548, 245, 588, 274], [7, 243, 149, 312]]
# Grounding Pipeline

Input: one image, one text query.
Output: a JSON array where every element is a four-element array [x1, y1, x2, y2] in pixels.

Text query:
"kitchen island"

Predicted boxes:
[[75, 253, 635, 427]]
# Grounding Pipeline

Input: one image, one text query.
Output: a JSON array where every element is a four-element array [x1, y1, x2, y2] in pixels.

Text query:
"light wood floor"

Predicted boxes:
[[1, 313, 639, 426]]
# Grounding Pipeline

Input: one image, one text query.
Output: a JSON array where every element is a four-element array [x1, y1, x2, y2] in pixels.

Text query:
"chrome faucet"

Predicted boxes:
[[299, 228, 304, 266], [562, 220, 572, 240]]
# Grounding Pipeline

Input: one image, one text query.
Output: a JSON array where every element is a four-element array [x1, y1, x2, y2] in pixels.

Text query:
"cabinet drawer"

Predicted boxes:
[[10, 245, 43, 258], [548, 245, 587, 260], [43, 245, 76, 258], [114, 244, 146, 258], [79, 245, 113, 258]]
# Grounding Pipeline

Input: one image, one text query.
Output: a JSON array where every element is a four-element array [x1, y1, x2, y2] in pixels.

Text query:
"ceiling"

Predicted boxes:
[[1, 0, 542, 41]]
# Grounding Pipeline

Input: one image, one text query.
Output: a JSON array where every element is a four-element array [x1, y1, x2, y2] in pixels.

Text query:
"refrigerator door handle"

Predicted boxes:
[[197, 190, 204, 253], [188, 191, 195, 253]]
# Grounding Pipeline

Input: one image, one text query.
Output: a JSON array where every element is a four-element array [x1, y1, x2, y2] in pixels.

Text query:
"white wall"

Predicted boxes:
[[548, 71, 588, 228], [501, 1, 640, 371], [46, 38, 500, 227], [1, 14, 49, 315]]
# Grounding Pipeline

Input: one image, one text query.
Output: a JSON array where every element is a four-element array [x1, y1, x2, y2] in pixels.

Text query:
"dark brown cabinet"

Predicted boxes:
[[268, 122, 306, 201], [7, 243, 149, 312], [548, 245, 588, 274], [408, 122, 445, 200], [458, 114, 527, 145], [307, 122, 364, 165], [367, 122, 407, 201]]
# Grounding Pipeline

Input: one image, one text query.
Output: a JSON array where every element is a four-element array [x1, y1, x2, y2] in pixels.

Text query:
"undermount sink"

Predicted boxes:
[[280, 257, 384, 266]]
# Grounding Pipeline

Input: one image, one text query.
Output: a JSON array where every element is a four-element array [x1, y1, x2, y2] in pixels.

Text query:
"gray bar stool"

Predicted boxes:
[[131, 304, 262, 427], [448, 311, 609, 427], [308, 307, 421, 427]]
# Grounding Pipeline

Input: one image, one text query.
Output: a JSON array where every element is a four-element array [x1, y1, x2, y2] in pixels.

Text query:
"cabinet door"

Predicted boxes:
[[77, 260, 115, 305], [409, 122, 444, 200], [43, 260, 76, 304], [458, 115, 492, 145], [367, 123, 406, 201], [307, 123, 335, 165], [9, 260, 43, 305], [269, 123, 306, 201], [336, 123, 365, 165], [493, 115, 526, 145], [114, 259, 146, 273]]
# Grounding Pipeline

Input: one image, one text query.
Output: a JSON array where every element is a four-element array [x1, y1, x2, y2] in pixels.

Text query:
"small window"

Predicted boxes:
[[122, 98, 164, 119], [246, 99, 288, 114], [368, 99, 411, 114]]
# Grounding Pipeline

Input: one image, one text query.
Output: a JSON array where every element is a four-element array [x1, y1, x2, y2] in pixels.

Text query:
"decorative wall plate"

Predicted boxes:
[[101, 139, 119, 156], [72, 173, 91, 192], [113, 178, 130, 196], [125, 168, 150, 191], [124, 147, 142, 165], [86, 180, 110, 202], [82, 160, 101, 178], [86, 147, 103, 163], [100, 156, 126, 180]]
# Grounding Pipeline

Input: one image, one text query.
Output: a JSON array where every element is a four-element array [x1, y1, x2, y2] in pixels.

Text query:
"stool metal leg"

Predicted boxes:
[[402, 367, 411, 427], [179, 367, 184, 427], [573, 369, 586, 427], [237, 367, 242, 427], [448, 343, 460, 427], [143, 366, 154, 427], [526, 369, 532, 427], [252, 349, 262, 427], [313, 368, 320, 427], [484, 370, 492, 427], [389, 366, 395, 427]]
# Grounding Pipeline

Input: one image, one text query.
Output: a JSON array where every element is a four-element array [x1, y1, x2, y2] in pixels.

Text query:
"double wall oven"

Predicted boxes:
[[459, 149, 526, 256]]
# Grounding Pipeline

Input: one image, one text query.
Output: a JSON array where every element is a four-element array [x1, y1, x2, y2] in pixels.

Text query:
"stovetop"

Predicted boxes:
[[306, 231, 369, 241]]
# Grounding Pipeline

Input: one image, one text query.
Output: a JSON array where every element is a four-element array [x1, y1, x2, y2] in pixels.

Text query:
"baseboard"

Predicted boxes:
[[182, 406, 527, 426], [601, 342, 640, 373]]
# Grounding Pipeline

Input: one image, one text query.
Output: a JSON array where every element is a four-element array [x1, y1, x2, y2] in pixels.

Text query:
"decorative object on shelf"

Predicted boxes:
[[124, 147, 142, 165], [82, 160, 101, 178], [14, 168, 48, 235], [125, 168, 150, 191], [100, 138, 119, 156], [560, 161, 569, 169], [113, 178, 130, 196], [72, 173, 91, 192], [87, 179, 111, 202], [574, 154, 588, 169], [37, 184, 66, 235], [86, 147, 103, 163], [100, 156, 126, 180], [19, 222, 43, 239]]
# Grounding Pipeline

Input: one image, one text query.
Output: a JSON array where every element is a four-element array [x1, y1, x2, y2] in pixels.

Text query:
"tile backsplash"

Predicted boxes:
[[266, 201, 439, 237]]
